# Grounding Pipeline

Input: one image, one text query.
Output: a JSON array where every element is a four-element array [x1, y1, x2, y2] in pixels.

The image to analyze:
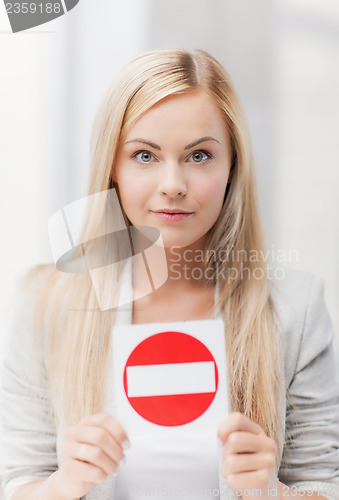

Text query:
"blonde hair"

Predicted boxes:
[[27, 48, 283, 458]]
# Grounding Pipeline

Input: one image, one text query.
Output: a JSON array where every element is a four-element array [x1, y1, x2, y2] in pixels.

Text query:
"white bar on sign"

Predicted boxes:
[[126, 361, 216, 397]]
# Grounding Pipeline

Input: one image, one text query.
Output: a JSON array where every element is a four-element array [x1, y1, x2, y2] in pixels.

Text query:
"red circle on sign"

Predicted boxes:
[[123, 331, 218, 426]]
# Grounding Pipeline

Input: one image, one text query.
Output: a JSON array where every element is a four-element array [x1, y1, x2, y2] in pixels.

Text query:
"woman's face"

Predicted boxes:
[[113, 90, 233, 249]]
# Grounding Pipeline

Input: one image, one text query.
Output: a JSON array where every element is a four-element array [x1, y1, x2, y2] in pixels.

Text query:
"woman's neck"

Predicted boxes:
[[132, 236, 213, 302]]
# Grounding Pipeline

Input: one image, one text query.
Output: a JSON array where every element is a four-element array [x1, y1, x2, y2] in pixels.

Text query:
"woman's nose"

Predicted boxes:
[[158, 162, 187, 198]]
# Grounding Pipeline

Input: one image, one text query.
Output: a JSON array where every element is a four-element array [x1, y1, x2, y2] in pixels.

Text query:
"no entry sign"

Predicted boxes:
[[113, 319, 228, 438], [123, 331, 219, 426], [113, 319, 228, 497]]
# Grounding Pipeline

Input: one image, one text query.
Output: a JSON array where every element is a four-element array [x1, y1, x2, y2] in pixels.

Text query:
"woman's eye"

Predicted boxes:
[[188, 150, 212, 163], [133, 150, 155, 163]]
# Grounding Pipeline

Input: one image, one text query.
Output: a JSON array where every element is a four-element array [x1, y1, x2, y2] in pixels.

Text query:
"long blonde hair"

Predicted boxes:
[[27, 48, 283, 456]]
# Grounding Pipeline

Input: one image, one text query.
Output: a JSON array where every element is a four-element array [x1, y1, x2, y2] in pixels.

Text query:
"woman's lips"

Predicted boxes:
[[151, 210, 194, 222]]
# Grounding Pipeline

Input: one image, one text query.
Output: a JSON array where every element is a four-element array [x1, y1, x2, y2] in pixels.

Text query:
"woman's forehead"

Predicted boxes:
[[124, 91, 230, 144]]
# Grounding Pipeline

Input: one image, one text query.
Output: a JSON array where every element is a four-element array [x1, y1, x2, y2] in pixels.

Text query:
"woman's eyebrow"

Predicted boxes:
[[184, 136, 221, 150], [125, 139, 161, 150], [125, 136, 220, 151]]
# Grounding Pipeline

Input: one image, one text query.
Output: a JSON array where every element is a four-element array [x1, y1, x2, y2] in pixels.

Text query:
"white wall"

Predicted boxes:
[[276, 0, 339, 358]]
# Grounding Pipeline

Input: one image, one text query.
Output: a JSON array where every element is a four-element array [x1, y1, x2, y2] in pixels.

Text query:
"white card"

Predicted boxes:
[[112, 319, 229, 438], [112, 319, 228, 498]]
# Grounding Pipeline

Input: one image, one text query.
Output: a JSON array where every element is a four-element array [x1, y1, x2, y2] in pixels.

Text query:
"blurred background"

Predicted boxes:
[[0, 0, 339, 497], [0, 0, 339, 366]]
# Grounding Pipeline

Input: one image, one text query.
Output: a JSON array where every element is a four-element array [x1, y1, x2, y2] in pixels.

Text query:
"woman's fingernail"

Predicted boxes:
[[218, 436, 224, 447], [122, 439, 130, 450]]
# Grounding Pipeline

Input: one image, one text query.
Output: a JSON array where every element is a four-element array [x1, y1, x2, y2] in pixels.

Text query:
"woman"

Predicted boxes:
[[1, 48, 338, 500]]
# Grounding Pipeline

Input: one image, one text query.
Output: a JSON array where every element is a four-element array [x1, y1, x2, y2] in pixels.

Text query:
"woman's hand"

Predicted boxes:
[[53, 413, 130, 499], [218, 412, 277, 500]]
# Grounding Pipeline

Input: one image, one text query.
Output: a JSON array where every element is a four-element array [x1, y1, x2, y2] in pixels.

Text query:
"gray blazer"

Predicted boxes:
[[1, 267, 339, 500]]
